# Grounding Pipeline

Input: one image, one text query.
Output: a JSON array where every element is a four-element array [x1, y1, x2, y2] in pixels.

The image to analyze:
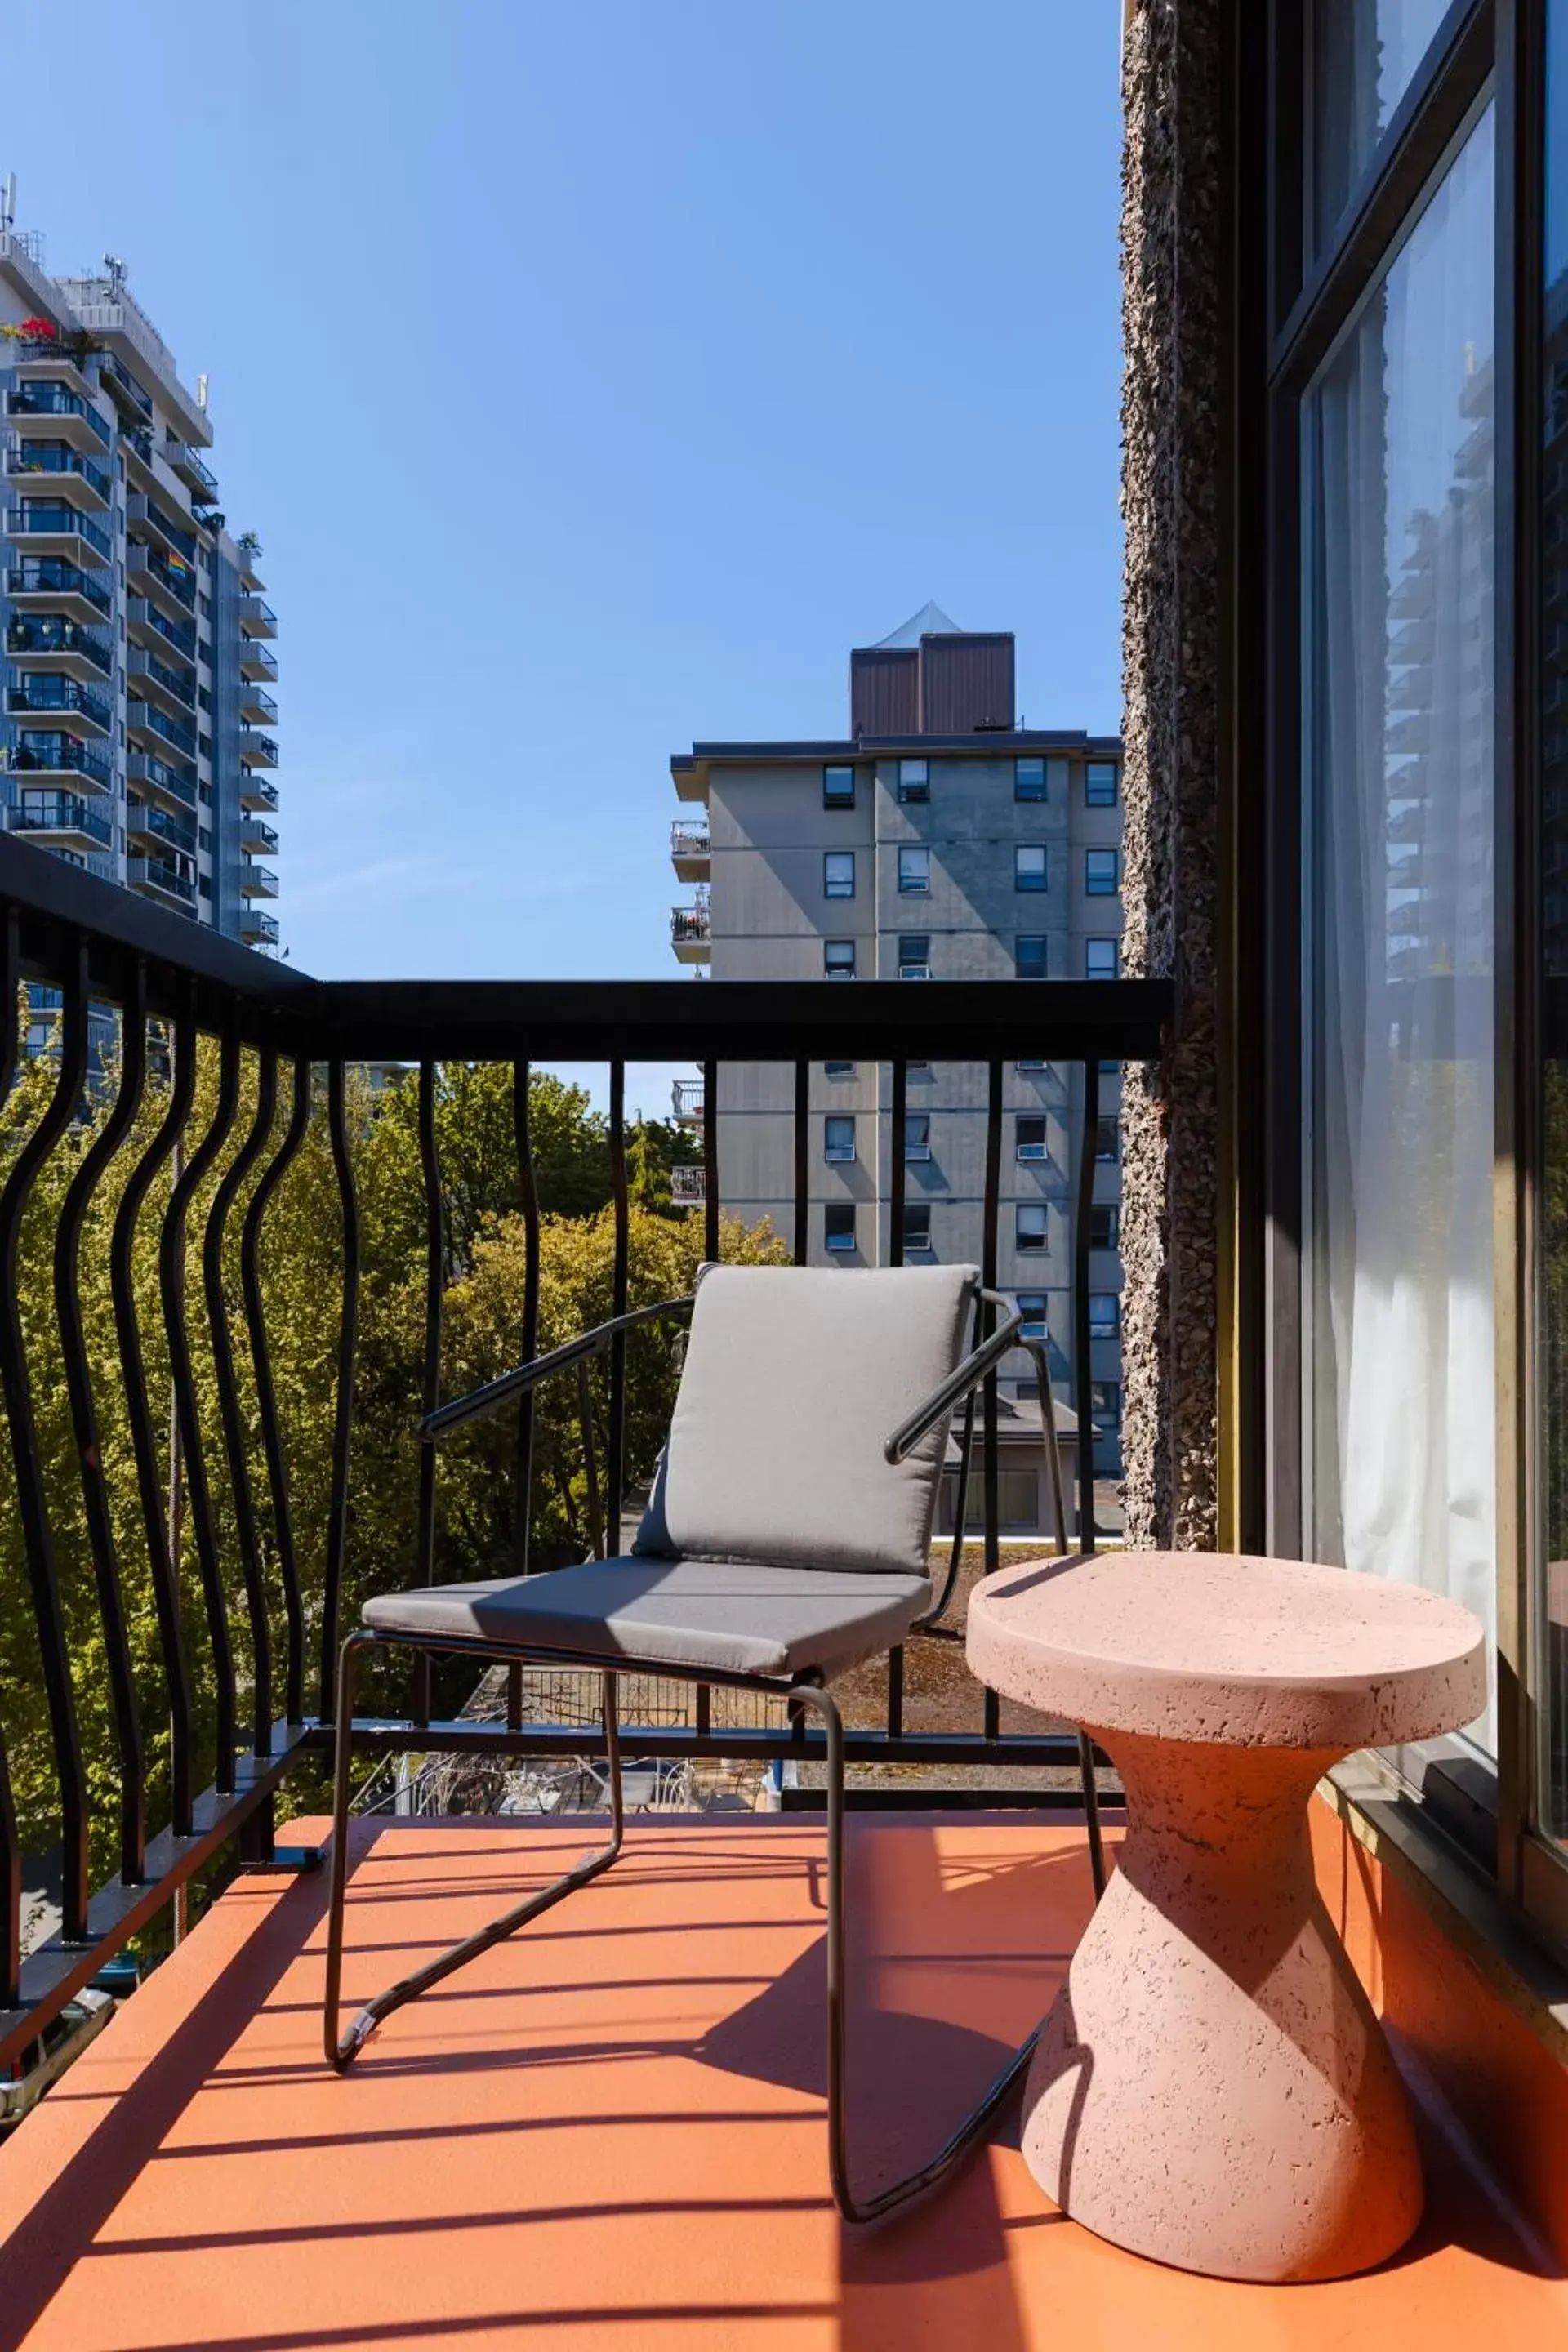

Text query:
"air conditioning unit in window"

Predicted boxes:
[[898, 963, 931, 981]]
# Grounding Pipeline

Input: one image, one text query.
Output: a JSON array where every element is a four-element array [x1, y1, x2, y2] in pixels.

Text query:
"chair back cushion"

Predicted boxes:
[[634, 1263, 978, 1579]]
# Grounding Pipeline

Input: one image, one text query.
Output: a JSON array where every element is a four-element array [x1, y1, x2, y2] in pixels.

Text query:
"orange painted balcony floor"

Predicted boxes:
[[0, 1811, 1563, 2350]]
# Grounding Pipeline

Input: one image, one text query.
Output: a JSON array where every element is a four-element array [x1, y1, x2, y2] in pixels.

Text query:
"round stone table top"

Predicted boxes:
[[967, 1550, 1486, 1749]]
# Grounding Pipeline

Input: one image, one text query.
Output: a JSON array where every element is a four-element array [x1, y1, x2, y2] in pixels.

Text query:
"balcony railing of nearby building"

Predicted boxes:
[[127, 595, 197, 662], [238, 732, 279, 768], [5, 383, 113, 449], [239, 774, 280, 813], [241, 818, 280, 855], [5, 503, 112, 561], [240, 688, 278, 725], [164, 440, 218, 497], [127, 748, 198, 805], [672, 1076, 706, 1120], [127, 645, 198, 710], [7, 559, 111, 618], [6, 677, 112, 732], [127, 494, 198, 567], [6, 615, 113, 675], [11, 733, 113, 791], [3, 443, 112, 503], [128, 545, 197, 612], [239, 906, 280, 943], [238, 596, 278, 636], [671, 904, 710, 947], [241, 865, 279, 898], [127, 800, 197, 856], [7, 794, 113, 849], [670, 1162, 706, 1204], [238, 642, 278, 680], [128, 697, 197, 760], [0, 832, 1168, 2070], [99, 350, 154, 420], [670, 820, 711, 867]]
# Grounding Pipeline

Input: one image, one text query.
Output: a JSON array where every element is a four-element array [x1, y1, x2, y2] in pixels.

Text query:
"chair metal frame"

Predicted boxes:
[[323, 1278, 1105, 2225]]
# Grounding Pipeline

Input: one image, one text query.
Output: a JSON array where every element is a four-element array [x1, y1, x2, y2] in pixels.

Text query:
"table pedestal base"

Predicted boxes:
[[1022, 1728, 1423, 2283]]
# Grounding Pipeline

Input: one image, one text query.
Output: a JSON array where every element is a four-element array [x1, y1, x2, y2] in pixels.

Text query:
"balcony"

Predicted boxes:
[[99, 350, 154, 420], [127, 748, 198, 810], [240, 862, 279, 898], [672, 901, 711, 961], [236, 537, 265, 591], [126, 594, 197, 663], [11, 344, 96, 406], [670, 1160, 707, 1203], [6, 559, 111, 625], [238, 595, 278, 638], [238, 639, 278, 681], [127, 853, 197, 911], [127, 492, 198, 567], [239, 904, 279, 944], [3, 441, 111, 512], [4, 501, 112, 567], [7, 793, 113, 853], [127, 643, 198, 714], [126, 798, 197, 857], [163, 439, 218, 498], [6, 676, 112, 737], [127, 544, 197, 618], [239, 772, 280, 813], [238, 728, 279, 768], [10, 733, 113, 792], [237, 681, 278, 725], [127, 696, 198, 761], [5, 614, 113, 679], [671, 818, 712, 880], [672, 1076, 706, 1121], [5, 382, 113, 452], [240, 814, 279, 855]]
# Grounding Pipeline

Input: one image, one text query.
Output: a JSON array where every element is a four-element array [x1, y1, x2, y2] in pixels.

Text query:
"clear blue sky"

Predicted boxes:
[[7, 1, 1125, 993]]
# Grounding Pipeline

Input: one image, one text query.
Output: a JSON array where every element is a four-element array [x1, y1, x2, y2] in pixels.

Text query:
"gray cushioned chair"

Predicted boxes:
[[323, 1263, 1102, 2223]]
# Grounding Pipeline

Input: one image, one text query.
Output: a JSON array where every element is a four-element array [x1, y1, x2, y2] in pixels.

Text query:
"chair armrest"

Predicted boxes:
[[883, 1289, 1023, 1465], [420, 1294, 695, 1441]]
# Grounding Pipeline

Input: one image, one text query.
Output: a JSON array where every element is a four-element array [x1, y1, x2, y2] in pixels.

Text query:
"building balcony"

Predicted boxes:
[[671, 902, 711, 961], [239, 905, 279, 945], [163, 440, 218, 499], [239, 814, 279, 856], [11, 345, 96, 406], [4, 501, 112, 567], [127, 697, 198, 762], [11, 732, 114, 793], [236, 538, 265, 591], [7, 793, 114, 853], [240, 862, 279, 898], [238, 639, 278, 682], [239, 772, 280, 813], [126, 595, 198, 664], [670, 1160, 707, 1204], [127, 544, 197, 618], [127, 748, 198, 811], [672, 1076, 706, 1121], [3, 442, 112, 512], [6, 676, 112, 737], [126, 799, 197, 858], [127, 644, 198, 714], [238, 729, 279, 768], [671, 818, 712, 880], [127, 493, 198, 568], [5, 382, 113, 452], [238, 595, 278, 639], [5, 558, 111, 626], [99, 350, 154, 421], [5, 614, 113, 680], [127, 854, 197, 911], [237, 682, 278, 725]]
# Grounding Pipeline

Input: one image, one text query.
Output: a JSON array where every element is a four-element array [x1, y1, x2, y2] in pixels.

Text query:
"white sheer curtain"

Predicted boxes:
[[1307, 105, 1496, 1748]]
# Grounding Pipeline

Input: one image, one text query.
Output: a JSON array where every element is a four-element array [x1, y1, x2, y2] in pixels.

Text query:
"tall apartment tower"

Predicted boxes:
[[666, 605, 1126, 1483], [0, 224, 279, 969]]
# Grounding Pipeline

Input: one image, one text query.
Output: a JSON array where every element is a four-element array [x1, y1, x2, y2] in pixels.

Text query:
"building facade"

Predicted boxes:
[[666, 607, 1125, 1483], [0, 227, 278, 979]]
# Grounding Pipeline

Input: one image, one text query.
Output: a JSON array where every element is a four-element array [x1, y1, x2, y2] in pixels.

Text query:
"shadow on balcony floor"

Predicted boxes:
[[0, 1811, 1561, 2350]]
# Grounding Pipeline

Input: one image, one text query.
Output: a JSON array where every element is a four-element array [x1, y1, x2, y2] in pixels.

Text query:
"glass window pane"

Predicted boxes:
[[903, 1201, 932, 1252], [905, 1113, 931, 1160], [1016, 1115, 1048, 1160], [823, 764, 855, 806], [1016, 844, 1048, 891], [1085, 939, 1119, 979], [824, 1203, 856, 1250], [1015, 755, 1047, 801], [1016, 1204, 1048, 1251], [824, 1115, 855, 1162], [1085, 849, 1120, 895], [898, 757, 929, 802], [1085, 760, 1119, 807], [1304, 106, 1496, 1749], [898, 845, 930, 894], [823, 850, 855, 899], [1311, 0, 1452, 253], [1016, 935, 1048, 979], [824, 938, 855, 978]]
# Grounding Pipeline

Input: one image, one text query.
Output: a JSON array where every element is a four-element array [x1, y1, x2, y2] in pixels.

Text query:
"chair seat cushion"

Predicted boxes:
[[361, 1557, 932, 1682]]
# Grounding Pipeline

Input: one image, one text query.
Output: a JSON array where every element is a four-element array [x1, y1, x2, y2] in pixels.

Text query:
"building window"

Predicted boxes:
[[1015, 844, 1049, 893], [1016, 1115, 1048, 1162], [898, 933, 930, 978], [824, 1115, 856, 1163], [898, 757, 929, 803], [1015, 755, 1047, 802], [1090, 1204, 1120, 1250], [1016, 1204, 1049, 1253], [1085, 938, 1120, 980], [1016, 1291, 1047, 1339], [1095, 1116, 1120, 1163], [824, 850, 855, 900], [903, 1202, 932, 1254], [1085, 849, 1120, 896], [824, 1203, 856, 1253], [198, 825, 212, 852], [1090, 1379, 1122, 1430], [905, 1113, 932, 1161], [823, 764, 855, 808], [824, 939, 856, 979], [898, 844, 930, 895], [1016, 936, 1048, 980], [198, 875, 212, 899], [824, 1060, 855, 1078], [1089, 1293, 1120, 1339], [1017, 1058, 1049, 1072], [1085, 760, 1119, 807]]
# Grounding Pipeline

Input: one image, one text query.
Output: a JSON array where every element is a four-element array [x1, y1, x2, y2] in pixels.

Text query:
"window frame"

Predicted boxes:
[[823, 1114, 856, 1164], [902, 1200, 933, 1254], [1015, 934, 1048, 981], [1085, 847, 1120, 896], [1016, 1114, 1049, 1162], [1015, 843, 1049, 893], [898, 844, 931, 896], [823, 938, 856, 979], [897, 931, 931, 980], [1085, 938, 1120, 981], [904, 1111, 932, 1162], [1015, 1202, 1049, 1254], [823, 1201, 856, 1253], [822, 763, 856, 809], [823, 849, 855, 901], [1085, 759, 1119, 807], [898, 756, 930, 803], [1014, 754, 1047, 802]]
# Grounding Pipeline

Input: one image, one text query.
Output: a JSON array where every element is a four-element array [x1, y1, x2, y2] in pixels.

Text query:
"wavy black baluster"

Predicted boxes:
[[112, 983, 197, 1836], [242, 1052, 311, 1725], [320, 1061, 359, 1722], [205, 1045, 277, 1755], [55, 960, 148, 1884], [160, 1013, 241, 1793], [412, 1056, 443, 1727], [0, 934, 91, 1938], [607, 1060, 628, 1557], [1073, 1058, 1102, 1555], [0, 906, 28, 1997], [982, 1058, 1002, 1744]]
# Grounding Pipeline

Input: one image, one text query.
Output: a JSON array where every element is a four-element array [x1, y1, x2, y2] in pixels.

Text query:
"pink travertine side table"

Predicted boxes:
[[967, 1550, 1486, 2284]]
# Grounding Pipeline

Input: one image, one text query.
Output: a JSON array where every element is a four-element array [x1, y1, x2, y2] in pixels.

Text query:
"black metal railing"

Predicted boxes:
[[4, 444, 112, 501], [0, 836, 1169, 2069], [7, 560, 112, 618], [7, 614, 114, 675], [6, 384, 114, 449], [7, 503, 113, 560]]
